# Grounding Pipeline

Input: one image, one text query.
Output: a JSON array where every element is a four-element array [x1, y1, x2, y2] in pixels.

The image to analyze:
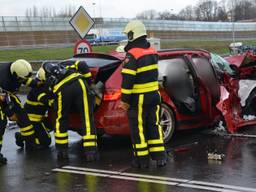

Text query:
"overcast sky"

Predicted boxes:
[[0, 0, 219, 18]]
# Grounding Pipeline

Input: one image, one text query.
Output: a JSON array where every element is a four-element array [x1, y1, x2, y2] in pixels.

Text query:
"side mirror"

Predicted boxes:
[[229, 64, 240, 76]]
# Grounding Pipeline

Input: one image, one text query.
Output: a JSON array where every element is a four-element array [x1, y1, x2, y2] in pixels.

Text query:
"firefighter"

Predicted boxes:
[[0, 59, 39, 163], [0, 106, 7, 165], [119, 20, 167, 168], [60, 60, 93, 85], [60, 60, 102, 106], [16, 67, 54, 148], [39, 61, 97, 161]]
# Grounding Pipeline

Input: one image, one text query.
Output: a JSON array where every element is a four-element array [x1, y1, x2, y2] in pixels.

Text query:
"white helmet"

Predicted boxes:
[[123, 20, 147, 42], [36, 67, 46, 81], [10, 59, 32, 79], [115, 45, 125, 53]]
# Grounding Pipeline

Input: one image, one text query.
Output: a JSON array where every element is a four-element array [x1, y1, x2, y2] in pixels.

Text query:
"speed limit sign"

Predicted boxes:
[[74, 39, 92, 55]]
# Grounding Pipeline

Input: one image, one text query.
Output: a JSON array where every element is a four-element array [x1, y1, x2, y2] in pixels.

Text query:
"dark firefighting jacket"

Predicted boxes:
[[0, 62, 36, 117], [121, 39, 160, 107], [60, 60, 93, 85], [24, 85, 52, 123], [38, 61, 93, 105], [0, 62, 36, 93]]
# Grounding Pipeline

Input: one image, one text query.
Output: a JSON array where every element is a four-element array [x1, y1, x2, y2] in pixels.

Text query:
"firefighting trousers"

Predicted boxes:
[[54, 78, 97, 153], [8, 94, 36, 144], [0, 106, 7, 152], [32, 119, 52, 147], [127, 94, 166, 161]]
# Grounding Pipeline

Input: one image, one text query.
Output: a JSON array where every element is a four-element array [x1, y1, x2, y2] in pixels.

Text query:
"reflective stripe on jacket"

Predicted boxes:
[[121, 47, 160, 106]]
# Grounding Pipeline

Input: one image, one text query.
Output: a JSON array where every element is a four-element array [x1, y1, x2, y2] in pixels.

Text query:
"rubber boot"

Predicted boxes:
[[57, 149, 69, 160], [24, 136, 40, 151], [156, 159, 167, 167], [84, 151, 99, 162], [0, 153, 7, 165], [15, 132, 24, 148], [131, 158, 149, 168]]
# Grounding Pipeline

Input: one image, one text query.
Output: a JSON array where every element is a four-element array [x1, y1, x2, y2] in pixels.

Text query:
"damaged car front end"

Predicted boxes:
[[214, 52, 256, 133]]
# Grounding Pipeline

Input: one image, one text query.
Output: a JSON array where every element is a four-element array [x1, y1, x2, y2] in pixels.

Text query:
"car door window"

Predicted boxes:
[[159, 57, 197, 113], [192, 56, 220, 103]]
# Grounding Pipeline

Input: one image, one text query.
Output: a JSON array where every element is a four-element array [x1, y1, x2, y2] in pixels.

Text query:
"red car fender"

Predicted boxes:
[[216, 85, 230, 115], [216, 85, 239, 133]]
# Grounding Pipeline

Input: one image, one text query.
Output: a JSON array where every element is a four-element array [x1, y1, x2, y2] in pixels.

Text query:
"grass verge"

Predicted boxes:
[[1, 40, 256, 61]]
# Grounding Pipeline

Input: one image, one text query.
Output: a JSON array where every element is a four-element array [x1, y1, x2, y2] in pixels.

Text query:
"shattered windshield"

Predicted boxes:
[[210, 53, 235, 76]]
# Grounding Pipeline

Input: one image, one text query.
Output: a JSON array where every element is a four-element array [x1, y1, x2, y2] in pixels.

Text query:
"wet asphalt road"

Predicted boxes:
[[1, 125, 256, 192]]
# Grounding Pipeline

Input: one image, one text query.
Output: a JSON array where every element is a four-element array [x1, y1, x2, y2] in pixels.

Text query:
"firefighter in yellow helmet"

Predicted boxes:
[[119, 20, 167, 168], [0, 59, 39, 164], [18, 67, 54, 149]]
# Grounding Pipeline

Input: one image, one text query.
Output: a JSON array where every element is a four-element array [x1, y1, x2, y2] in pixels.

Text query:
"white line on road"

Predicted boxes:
[[53, 168, 237, 192], [226, 133, 256, 138], [52, 166, 256, 192]]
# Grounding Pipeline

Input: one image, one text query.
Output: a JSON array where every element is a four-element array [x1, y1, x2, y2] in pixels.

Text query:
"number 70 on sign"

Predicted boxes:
[[74, 39, 92, 55]]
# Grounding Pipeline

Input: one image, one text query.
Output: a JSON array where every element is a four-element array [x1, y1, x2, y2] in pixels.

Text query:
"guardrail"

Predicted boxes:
[[1, 16, 256, 49]]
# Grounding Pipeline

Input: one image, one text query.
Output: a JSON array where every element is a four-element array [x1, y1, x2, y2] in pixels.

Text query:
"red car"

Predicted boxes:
[[62, 49, 256, 142]]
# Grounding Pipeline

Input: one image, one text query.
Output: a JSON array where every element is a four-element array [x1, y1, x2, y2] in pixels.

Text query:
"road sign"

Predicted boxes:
[[74, 39, 92, 55], [69, 6, 95, 39]]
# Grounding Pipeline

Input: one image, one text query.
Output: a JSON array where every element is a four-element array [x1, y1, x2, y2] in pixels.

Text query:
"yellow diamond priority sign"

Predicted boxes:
[[69, 6, 95, 39]]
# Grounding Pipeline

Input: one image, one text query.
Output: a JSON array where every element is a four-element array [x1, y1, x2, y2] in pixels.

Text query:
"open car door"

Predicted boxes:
[[158, 56, 200, 115]]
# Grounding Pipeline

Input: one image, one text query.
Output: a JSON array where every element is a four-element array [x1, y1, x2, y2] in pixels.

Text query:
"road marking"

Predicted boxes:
[[52, 166, 256, 192], [227, 133, 256, 138]]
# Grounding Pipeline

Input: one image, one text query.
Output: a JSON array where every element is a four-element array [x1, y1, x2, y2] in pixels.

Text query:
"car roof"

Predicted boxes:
[[157, 48, 210, 58], [71, 48, 211, 68], [72, 53, 122, 68]]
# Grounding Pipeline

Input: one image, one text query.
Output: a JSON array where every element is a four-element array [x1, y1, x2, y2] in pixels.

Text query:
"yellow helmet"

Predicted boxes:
[[123, 20, 147, 42], [36, 67, 46, 81], [10, 59, 32, 79]]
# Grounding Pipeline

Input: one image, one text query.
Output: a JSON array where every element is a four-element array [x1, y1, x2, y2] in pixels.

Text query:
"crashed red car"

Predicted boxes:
[[61, 49, 256, 142]]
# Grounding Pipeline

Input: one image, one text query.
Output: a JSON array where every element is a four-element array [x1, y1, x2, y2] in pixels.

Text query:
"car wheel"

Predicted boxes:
[[160, 103, 175, 143]]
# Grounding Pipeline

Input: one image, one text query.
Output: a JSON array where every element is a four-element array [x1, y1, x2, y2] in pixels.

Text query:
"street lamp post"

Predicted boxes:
[[231, 0, 235, 44], [92, 3, 96, 19]]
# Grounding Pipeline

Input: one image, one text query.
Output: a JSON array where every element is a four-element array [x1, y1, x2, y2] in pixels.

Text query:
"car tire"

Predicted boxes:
[[160, 103, 175, 143]]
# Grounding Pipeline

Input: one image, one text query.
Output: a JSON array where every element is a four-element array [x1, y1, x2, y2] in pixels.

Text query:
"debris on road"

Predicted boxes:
[[243, 115, 256, 120], [170, 141, 199, 153], [213, 121, 226, 133], [207, 153, 225, 161]]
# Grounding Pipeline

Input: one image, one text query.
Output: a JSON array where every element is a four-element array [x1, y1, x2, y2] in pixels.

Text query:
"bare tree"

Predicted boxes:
[[136, 9, 158, 20], [195, 0, 218, 21], [158, 10, 178, 20], [32, 6, 39, 17], [25, 5, 75, 17], [216, 6, 228, 21], [179, 6, 194, 20]]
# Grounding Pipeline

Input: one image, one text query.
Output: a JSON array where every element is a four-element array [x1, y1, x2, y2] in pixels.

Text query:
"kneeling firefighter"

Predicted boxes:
[[39, 61, 98, 161], [18, 67, 54, 148], [0, 59, 39, 164], [119, 20, 167, 168]]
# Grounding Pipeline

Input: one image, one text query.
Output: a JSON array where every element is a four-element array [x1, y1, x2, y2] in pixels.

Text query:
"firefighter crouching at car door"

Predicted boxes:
[[39, 62, 97, 161], [59, 60, 93, 85], [60, 60, 101, 106], [0, 59, 40, 164], [119, 20, 167, 168]]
